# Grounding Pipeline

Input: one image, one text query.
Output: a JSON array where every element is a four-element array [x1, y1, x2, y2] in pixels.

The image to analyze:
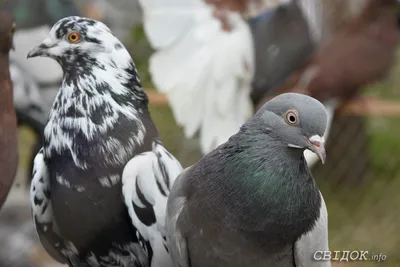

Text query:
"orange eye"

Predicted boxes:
[[67, 32, 81, 43], [284, 110, 299, 125]]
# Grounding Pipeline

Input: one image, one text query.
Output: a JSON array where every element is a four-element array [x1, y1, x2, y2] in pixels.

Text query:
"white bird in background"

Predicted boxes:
[[139, 0, 255, 155], [139, 0, 336, 168]]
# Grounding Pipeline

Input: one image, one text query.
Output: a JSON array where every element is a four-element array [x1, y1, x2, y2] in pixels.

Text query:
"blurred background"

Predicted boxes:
[[1, 0, 400, 266]]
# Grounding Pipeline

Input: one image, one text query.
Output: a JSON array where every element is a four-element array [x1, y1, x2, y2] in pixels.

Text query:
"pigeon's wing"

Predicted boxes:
[[294, 192, 331, 267], [139, 0, 254, 154], [165, 167, 192, 267], [122, 140, 183, 267], [30, 148, 66, 264]]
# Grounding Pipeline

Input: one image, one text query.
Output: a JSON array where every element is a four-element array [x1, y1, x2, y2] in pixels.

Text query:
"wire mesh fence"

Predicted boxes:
[[315, 3, 400, 264]]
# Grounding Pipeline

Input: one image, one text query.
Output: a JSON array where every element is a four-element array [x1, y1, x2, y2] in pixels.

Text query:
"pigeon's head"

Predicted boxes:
[[27, 16, 125, 66], [255, 93, 328, 163], [0, 9, 16, 54]]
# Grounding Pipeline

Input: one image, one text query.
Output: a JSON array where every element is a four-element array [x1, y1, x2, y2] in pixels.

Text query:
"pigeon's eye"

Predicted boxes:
[[284, 110, 299, 125], [67, 32, 81, 43]]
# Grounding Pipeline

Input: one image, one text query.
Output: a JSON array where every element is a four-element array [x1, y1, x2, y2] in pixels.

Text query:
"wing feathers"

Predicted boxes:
[[122, 141, 183, 267], [165, 168, 191, 267], [294, 192, 331, 267], [30, 149, 66, 264]]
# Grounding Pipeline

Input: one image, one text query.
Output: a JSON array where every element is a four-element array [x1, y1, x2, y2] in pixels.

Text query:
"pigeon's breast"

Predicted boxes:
[[47, 150, 136, 254], [40, 87, 158, 261], [42, 113, 156, 262], [184, 221, 296, 267]]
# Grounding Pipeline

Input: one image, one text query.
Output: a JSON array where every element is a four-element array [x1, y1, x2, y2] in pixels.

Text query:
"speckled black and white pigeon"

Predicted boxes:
[[27, 16, 183, 267], [166, 93, 331, 267]]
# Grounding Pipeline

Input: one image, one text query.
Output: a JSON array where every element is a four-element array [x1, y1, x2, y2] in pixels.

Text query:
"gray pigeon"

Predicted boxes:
[[166, 93, 331, 267], [27, 16, 182, 267]]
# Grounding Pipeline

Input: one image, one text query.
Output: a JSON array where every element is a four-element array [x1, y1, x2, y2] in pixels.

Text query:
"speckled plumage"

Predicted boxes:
[[166, 93, 331, 267], [29, 16, 182, 267]]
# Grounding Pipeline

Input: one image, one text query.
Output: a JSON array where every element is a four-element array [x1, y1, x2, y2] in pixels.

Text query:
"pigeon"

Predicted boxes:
[[166, 93, 331, 267], [0, 9, 18, 210], [27, 16, 183, 267]]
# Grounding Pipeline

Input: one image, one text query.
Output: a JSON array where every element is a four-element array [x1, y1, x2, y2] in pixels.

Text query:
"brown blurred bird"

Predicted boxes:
[[256, 0, 400, 110], [0, 9, 18, 209], [205, 0, 285, 14]]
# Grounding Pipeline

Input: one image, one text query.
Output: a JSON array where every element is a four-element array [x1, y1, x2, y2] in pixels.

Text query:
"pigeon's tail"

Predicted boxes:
[[141, 0, 254, 154]]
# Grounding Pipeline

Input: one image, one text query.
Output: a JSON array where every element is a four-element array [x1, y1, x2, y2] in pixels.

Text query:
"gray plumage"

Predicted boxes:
[[166, 93, 331, 267], [250, 1, 315, 105]]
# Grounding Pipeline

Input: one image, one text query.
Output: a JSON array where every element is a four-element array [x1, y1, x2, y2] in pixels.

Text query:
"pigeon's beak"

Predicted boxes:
[[27, 43, 50, 58], [27, 38, 55, 59], [307, 135, 326, 164]]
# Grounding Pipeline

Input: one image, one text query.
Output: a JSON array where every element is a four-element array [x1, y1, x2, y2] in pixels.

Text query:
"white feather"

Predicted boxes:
[[140, 0, 254, 154], [122, 141, 183, 267], [139, 0, 206, 49]]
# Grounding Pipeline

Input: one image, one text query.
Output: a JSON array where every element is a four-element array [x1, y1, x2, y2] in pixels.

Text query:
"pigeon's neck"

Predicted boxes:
[[54, 55, 151, 125], [195, 130, 321, 246], [61, 48, 149, 106], [44, 52, 158, 169]]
